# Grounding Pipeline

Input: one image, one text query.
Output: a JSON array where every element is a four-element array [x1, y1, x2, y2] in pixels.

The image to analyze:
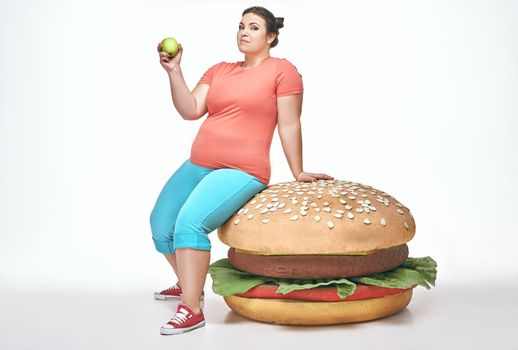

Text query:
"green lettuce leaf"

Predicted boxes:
[[208, 259, 357, 299], [351, 256, 437, 289], [275, 278, 357, 299], [208, 256, 437, 298], [208, 259, 273, 296], [401, 256, 437, 287]]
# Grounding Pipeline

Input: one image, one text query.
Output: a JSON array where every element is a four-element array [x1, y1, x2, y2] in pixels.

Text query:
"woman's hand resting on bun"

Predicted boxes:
[[296, 171, 334, 183]]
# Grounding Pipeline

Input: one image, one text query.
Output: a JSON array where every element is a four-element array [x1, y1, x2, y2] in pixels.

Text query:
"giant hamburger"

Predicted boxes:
[[208, 179, 437, 325]]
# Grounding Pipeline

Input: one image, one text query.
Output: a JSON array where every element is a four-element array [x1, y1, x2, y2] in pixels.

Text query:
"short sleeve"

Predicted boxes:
[[275, 59, 304, 97], [197, 63, 220, 86]]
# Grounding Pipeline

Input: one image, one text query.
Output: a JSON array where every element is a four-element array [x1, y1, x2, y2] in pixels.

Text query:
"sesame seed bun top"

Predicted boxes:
[[217, 179, 416, 254]]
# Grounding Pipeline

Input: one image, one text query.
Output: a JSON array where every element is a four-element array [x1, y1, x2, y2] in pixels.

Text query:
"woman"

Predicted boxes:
[[150, 6, 333, 335]]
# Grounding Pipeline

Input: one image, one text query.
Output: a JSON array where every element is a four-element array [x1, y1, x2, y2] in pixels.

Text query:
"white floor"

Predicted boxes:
[[1, 281, 516, 350]]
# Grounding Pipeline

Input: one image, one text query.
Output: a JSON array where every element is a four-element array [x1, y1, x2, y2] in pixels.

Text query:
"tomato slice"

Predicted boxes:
[[236, 283, 416, 302]]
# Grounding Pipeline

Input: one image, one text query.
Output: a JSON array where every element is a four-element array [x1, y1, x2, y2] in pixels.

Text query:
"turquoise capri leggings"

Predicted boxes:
[[149, 159, 268, 254]]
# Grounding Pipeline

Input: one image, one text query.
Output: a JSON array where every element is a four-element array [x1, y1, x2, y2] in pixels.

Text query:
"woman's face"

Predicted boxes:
[[237, 13, 275, 54]]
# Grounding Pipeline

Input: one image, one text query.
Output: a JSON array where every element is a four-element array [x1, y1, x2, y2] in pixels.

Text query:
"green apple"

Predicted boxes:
[[161, 37, 179, 57]]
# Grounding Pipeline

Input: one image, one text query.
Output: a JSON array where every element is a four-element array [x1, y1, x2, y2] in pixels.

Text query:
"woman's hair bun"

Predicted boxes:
[[275, 17, 284, 30]]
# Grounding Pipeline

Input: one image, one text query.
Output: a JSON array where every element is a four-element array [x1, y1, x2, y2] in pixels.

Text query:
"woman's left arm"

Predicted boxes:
[[277, 94, 334, 183]]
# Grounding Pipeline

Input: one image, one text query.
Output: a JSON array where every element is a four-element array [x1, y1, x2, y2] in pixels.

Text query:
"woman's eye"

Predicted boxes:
[[238, 25, 258, 30]]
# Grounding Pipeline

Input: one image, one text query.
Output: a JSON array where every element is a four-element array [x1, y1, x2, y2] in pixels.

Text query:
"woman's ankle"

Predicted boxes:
[[181, 302, 201, 315]]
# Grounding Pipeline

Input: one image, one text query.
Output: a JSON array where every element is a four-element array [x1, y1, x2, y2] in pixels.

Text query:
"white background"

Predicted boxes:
[[1, 0, 517, 348]]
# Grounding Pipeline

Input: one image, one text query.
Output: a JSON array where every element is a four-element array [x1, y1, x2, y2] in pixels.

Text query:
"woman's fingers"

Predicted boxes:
[[313, 173, 334, 179], [318, 173, 333, 178], [159, 52, 175, 62]]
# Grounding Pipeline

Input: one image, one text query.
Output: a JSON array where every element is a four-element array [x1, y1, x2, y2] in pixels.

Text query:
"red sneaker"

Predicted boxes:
[[154, 283, 205, 300], [160, 302, 205, 335]]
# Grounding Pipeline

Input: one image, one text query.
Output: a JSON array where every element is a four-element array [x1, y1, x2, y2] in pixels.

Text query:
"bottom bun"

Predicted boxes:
[[224, 289, 412, 325]]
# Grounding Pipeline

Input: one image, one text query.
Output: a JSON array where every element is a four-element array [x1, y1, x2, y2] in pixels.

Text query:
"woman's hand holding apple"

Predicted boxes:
[[157, 41, 183, 73]]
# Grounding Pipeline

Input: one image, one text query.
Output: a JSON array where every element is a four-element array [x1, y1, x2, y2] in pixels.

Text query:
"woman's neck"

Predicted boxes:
[[241, 53, 270, 69]]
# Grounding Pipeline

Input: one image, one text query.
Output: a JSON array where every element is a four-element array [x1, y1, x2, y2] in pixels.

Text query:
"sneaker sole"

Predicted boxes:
[[160, 320, 206, 335], [154, 293, 205, 301]]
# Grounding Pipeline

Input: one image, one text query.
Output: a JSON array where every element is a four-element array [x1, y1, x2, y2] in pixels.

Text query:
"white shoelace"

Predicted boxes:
[[167, 284, 180, 291], [170, 307, 191, 325]]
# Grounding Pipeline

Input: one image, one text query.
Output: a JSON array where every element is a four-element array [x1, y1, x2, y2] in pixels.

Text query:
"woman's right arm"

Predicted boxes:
[[157, 42, 209, 120]]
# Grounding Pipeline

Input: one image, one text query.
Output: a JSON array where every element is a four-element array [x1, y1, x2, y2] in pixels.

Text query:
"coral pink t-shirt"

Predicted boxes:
[[189, 56, 303, 186]]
